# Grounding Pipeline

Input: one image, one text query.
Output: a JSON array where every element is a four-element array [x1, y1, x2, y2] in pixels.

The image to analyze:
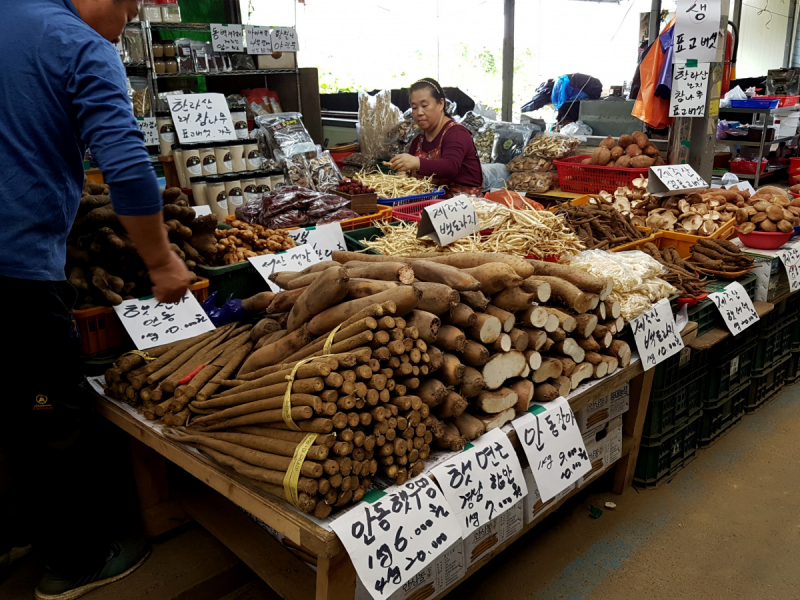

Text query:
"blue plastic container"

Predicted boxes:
[[730, 99, 780, 109]]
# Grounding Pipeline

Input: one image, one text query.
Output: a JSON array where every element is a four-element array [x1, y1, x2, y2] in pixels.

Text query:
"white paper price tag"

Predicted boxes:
[[430, 428, 527, 538], [137, 117, 158, 145], [168, 93, 236, 143], [210, 24, 243, 52], [631, 298, 685, 370], [245, 25, 272, 54], [270, 27, 299, 52], [417, 195, 479, 246], [248, 245, 318, 293], [512, 397, 591, 503], [778, 246, 800, 293], [331, 478, 462, 600], [708, 281, 760, 335], [647, 164, 707, 196], [114, 292, 215, 350], [669, 63, 710, 117], [288, 223, 347, 262], [675, 0, 722, 63]]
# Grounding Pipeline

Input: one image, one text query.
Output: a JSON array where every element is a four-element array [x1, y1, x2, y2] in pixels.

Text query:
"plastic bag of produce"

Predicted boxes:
[[315, 207, 360, 224], [507, 171, 558, 193], [491, 122, 540, 164], [506, 155, 554, 173], [458, 111, 487, 136], [265, 209, 312, 229], [282, 154, 313, 188], [360, 90, 402, 163], [261, 186, 317, 218], [480, 163, 510, 191], [256, 112, 316, 158], [235, 197, 262, 223], [474, 121, 496, 163], [307, 194, 350, 217], [523, 132, 580, 160], [306, 151, 343, 192], [382, 117, 421, 157]]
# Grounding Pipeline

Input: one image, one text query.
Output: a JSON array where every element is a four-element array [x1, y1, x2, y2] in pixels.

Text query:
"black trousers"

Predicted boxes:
[[0, 276, 109, 576]]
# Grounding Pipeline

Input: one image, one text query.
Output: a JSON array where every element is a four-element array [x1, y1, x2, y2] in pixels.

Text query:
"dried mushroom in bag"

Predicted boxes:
[[283, 155, 312, 188], [459, 111, 487, 136], [523, 132, 580, 160], [256, 112, 316, 158], [507, 156, 554, 173], [491, 122, 539, 164], [508, 171, 558, 193], [306, 151, 343, 192], [474, 123, 496, 164]]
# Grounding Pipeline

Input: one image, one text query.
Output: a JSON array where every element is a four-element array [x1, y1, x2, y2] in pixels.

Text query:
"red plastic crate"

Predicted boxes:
[[730, 158, 767, 175], [554, 155, 650, 194], [392, 198, 447, 223], [758, 95, 800, 107]]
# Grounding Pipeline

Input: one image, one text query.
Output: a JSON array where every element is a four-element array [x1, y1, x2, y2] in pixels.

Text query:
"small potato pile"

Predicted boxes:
[[214, 220, 296, 265], [586, 132, 665, 169], [735, 186, 800, 234]]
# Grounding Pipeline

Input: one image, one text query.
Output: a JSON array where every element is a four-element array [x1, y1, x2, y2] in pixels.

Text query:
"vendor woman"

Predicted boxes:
[[389, 78, 483, 197]]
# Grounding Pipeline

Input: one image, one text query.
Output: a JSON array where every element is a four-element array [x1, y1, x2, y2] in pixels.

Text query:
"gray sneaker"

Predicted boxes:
[[34, 538, 150, 600]]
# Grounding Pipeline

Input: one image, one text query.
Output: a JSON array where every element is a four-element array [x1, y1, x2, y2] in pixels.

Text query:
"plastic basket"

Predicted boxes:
[[703, 337, 757, 403], [393, 198, 449, 223], [758, 95, 800, 107], [73, 277, 210, 355], [634, 412, 701, 488], [730, 98, 780, 109], [641, 376, 704, 444], [195, 261, 266, 303], [339, 204, 394, 231], [699, 381, 748, 447], [652, 223, 737, 259], [377, 190, 446, 207], [651, 344, 709, 401], [553, 155, 650, 195], [342, 222, 404, 254], [752, 302, 797, 376], [746, 354, 791, 413]]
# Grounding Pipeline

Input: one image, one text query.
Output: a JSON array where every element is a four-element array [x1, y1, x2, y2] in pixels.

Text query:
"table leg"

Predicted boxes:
[[129, 437, 191, 536], [316, 551, 357, 600], [613, 367, 655, 493]]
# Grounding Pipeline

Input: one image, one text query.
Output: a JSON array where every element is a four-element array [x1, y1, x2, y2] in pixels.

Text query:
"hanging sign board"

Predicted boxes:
[[708, 281, 760, 335], [674, 0, 722, 63], [245, 25, 273, 54], [631, 298, 685, 370], [669, 62, 710, 117], [248, 246, 318, 293], [417, 195, 480, 246], [114, 292, 215, 350], [647, 164, 707, 196], [210, 24, 244, 52], [167, 93, 236, 143]]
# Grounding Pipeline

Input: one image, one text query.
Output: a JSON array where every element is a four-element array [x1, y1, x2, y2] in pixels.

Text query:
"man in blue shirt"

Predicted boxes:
[[0, 1, 191, 598]]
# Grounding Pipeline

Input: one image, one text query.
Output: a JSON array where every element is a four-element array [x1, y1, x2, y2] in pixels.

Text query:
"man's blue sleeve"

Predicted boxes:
[[69, 39, 163, 216]]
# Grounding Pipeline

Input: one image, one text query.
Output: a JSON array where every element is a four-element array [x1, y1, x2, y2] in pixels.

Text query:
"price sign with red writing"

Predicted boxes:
[[114, 291, 215, 350], [331, 478, 461, 600], [512, 397, 591, 502]]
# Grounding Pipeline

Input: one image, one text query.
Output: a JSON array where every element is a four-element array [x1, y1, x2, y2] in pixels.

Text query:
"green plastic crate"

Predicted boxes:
[[342, 222, 404, 255], [641, 376, 704, 444], [634, 411, 702, 488], [195, 261, 266, 304], [699, 381, 748, 447], [650, 345, 708, 401], [688, 273, 758, 337], [746, 354, 791, 413]]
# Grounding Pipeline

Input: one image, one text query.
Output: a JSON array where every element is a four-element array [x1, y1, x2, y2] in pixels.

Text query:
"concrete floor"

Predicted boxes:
[[3, 383, 799, 600]]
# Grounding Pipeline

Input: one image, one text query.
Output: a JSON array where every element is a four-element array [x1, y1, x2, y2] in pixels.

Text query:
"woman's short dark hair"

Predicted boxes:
[[409, 78, 446, 103]]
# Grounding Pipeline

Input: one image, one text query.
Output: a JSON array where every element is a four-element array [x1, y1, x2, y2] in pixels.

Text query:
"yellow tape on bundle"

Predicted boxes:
[[282, 354, 333, 430], [283, 433, 318, 507], [117, 349, 157, 363], [323, 323, 343, 355]]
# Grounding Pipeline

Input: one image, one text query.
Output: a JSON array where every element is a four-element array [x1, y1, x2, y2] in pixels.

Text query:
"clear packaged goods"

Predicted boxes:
[[255, 112, 316, 158]]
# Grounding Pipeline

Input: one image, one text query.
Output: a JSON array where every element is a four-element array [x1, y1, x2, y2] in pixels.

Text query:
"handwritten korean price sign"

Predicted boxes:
[[708, 281, 760, 335], [631, 298, 685, 369], [417, 195, 479, 246], [167, 93, 236, 143], [270, 27, 299, 52], [210, 24, 244, 52], [245, 25, 272, 55], [430, 428, 526, 538], [648, 164, 707, 196], [669, 63, 710, 117], [331, 478, 461, 600], [287, 222, 347, 262], [136, 117, 158, 145], [675, 0, 721, 63], [248, 245, 317, 293], [512, 397, 591, 503], [778, 246, 800, 293], [114, 292, 215, 350]]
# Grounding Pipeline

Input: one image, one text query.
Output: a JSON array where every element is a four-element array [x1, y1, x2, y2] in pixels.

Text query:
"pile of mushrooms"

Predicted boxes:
[[589, 177, 736, 236]]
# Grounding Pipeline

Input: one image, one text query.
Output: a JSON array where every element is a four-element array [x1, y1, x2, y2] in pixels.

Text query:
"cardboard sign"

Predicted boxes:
[[708, 281, 760, 335], [270, 27, 299, 52], [675, 0, 722, 63], [167, 93, 236, 143], [245, 25, 272, 54], [248, 245, 318, 293], [287, 223, 347, 262], [210, 24, 244, 52], [669, 63, 710, 117], [417, 195, 480, 246], [331, 478, 462, 600], [647, 164, 707, 196], [778, 246, 800, 293], [430, 428, 527, 538], [631, 298, 685, 370], [512, 397, 591, 503], [137, 117, 158, 145], [114, 292, 215, 350]]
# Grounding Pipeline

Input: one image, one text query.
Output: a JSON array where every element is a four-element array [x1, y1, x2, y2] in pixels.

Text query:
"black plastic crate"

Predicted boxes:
[[752, 319, 795, 376], [634, 412, 702, 488], [641, 376, 704, 444], [702, 339, 757, 404], [746, 355, 791, 413], [699, 382, 748, 447], [650, 345, 708, 401], [787, 351, 800, 384]]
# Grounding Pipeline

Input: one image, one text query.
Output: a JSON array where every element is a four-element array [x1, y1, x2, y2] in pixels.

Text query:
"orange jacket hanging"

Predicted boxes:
[[633, 16, 677, 129]]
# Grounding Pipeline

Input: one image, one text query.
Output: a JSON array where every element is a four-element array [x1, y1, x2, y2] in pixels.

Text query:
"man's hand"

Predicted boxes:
[[149, 252, 192, 303], [389, 153, 420, 173]]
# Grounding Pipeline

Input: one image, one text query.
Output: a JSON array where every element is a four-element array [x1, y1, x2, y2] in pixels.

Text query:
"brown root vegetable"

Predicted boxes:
[[533, 357, 563, 383], [307, 286, 420, 335], [476, 387, 518, 414], [632, 131, 649, 149], [591, 147, 612, 166], [410, 260, 481, 291], [526, 276, 594, 313], [491, 287, 537, 312], [405, 310, 440, 344], [242, 292, 277, 313], [453, 412, 486, 441], [610, 146, 624, 160], [616, 155, 632, 168], [435, 391, 468, 419], [458, 367, 485, 399], [524, 349, 542, 371], [463, 263, 523, 295], [570, 362, 594, 389], [625, 144, 642, 158], [485, 304, 516, 332], [508, 328, 529, 351], [490, 334, 512, 352], [509, 379, 534, 413], [440, 353, 466, 386], [526, 262, 613, 300], [346, 279, 400, 299], [268, 288, 305, 314], [552, 339, 585, 363], [474, 408, 515, 431], [543, 308, 576, 333], [517, 305, 548, 329], [618, 134, 634, 148], [338, 261, 415, 284], [630, 155, 654, 168], [435, 324, 467, 352], [533, 383, 559, 403], [250, 317, 281, 341], [413, 282, 460, 315], [521, 327, 547, 351], [607, 340, 631, 367], [460, 340, 490, 367], [444, 303, 477, 329], [599, 135, 616, 149], [468, 313, 503, 344], [574, 313, 599, 338], [459, 290, 490, 311], [286, 267, 350, 333], [481, 350, 527, 390], [520, 278, 552, 302], [238, 326, 315, 375]]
